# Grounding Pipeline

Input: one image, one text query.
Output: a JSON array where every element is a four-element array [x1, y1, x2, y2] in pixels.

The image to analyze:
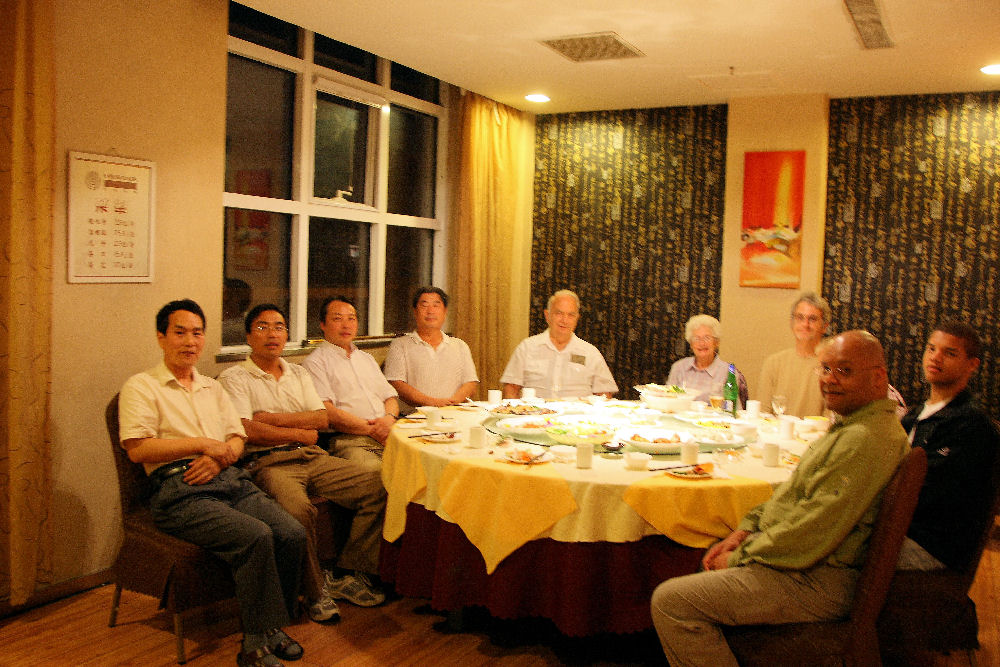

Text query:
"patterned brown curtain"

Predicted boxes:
[[0, 0, 55, 605], [452, 92, 535, 395]]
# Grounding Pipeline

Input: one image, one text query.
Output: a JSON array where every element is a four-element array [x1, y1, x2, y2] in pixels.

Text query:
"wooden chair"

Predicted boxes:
[[877, 444, 1000, 665], [106, 394, 235, 664], [722, 447, 928, 666]]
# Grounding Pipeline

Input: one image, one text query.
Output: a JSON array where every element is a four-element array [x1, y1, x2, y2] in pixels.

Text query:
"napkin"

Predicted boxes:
[[438, 457, 578, 573], [623, 474, 774, 548]]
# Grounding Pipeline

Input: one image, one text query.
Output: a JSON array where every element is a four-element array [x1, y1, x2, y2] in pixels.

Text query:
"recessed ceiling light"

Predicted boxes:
[[981, 64, 1000, 75], [525, 93, 550, 103]]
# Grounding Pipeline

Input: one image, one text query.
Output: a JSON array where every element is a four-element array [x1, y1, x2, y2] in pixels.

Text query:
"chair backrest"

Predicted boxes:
[[106, 393, 155, 514], [849, 447, 928, 626], [954, 426, 1000, 590]]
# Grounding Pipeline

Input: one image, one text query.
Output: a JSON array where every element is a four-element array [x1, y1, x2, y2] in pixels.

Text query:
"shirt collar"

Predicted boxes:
[[321, 339, 357, 358], [240, 356, 289, 379], [541, 329, 577, 351], [830, 398, 897, 430], [681, 355, 723, 376], [152, 361, 212, 390], [407, 330, 451, 347]]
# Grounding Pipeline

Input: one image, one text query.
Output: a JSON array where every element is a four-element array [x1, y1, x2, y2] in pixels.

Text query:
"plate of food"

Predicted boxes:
[[692, 430, 745, 447], [665, 463, 715, 480], [545, 419, 619, 446], [501, 444, 553, 465], [489, 402, 559, 416], [420, 431, 461, 443], [622, 428, 695, 454], [634, 383, 688, 396], [494, 415, 556, 435]]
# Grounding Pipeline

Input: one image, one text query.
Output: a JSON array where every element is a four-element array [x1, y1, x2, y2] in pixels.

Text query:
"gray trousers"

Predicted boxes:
[[151, 466, 307, 633], [650, 563, 858, 666]]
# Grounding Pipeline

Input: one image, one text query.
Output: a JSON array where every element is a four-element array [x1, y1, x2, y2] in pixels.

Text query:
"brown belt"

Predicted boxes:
[[148, 459, 194, 486], [238, 443, 307, 471]]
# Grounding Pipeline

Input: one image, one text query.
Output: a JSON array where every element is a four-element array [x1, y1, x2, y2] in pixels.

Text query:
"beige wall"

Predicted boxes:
[[719, 95, 830, 396], [50, 0, 229, 581]]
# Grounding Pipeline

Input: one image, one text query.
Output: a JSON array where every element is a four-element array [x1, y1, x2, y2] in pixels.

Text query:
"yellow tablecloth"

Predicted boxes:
[[438, 457, 578, 573], [622, 473, 774, 547], [381, 430, 430, 542]]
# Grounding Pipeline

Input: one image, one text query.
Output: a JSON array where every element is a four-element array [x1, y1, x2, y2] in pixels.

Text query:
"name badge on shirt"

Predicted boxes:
[[570, 354, 586, 365]]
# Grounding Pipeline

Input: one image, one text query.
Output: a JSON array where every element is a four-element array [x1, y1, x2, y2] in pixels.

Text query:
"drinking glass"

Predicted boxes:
[[771, 395, 787, 417]]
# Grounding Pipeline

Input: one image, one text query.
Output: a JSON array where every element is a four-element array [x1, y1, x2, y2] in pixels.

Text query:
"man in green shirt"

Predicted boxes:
[[651, 330, 909, 666]]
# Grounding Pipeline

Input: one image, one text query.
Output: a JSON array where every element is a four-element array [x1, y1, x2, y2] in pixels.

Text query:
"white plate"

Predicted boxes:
[[621, 428, 695, 454], [489, 402, 559, 416], [396, 421, 426, 430], [503, 448, 554, 464], [693, 430, 745, 446], [494, 415, 556, 435], [421, 431, 461, 443]]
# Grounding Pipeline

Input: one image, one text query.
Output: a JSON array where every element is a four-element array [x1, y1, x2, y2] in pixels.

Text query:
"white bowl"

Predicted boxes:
[[641, 392, 694, 413], [624, 452, 653, 470], [549, 445, 576, 463]]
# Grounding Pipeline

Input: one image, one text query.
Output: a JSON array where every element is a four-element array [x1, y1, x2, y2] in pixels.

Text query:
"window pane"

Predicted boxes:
[[223, 208, 291, 346], [226, 54, 294, 199], [314, 34, 376, 83], [314, 93, 369, 202], [390, 63, 440, 105], [228, 2, 298, 57], [388, 106, 437, 217], [308, 218, 370, 337], [384, 227, 434, 333]]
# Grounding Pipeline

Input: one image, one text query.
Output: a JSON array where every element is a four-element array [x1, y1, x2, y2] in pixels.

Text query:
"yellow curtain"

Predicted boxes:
[[452, 92, 535, 397], [0, 0, 55, 605]]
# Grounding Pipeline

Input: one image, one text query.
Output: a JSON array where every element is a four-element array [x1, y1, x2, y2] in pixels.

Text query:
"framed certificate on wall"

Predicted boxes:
[[67, 151, 155, 283]]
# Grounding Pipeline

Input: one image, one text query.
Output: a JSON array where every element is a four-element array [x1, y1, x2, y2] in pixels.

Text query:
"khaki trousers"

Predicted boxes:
[[252, 445, 386, 601], [650, 563, 858, 666]]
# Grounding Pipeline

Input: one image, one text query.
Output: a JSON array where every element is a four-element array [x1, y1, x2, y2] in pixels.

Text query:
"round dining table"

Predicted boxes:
[[378, 400, 803, 636]]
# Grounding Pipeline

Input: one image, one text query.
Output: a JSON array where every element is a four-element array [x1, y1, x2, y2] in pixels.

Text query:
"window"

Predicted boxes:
[[223, 2, 448, 348]]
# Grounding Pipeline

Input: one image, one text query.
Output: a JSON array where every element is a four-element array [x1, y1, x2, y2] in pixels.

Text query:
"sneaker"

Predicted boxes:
[[307, 592, 341, 623], [324, 570, 386, 607]]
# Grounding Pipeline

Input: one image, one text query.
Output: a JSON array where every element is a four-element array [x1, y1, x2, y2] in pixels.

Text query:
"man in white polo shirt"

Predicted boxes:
[[219, 304, 387, 619], [383, 286, 478, 413], [500, 289, 618, 399], [301, 296, 399, 472]]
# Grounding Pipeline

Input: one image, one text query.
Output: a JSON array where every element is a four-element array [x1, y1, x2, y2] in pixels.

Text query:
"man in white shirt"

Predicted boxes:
[[755, 291, 830, 417], [219, 304, 387, 620], [119, 299, 306, 665], [500, 289, 618, 399], [383, 286, 478, 413], [301, 297, 399, 472]]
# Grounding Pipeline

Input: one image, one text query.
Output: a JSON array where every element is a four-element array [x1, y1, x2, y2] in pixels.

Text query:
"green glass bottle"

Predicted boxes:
[[723, 363, 739, 417]]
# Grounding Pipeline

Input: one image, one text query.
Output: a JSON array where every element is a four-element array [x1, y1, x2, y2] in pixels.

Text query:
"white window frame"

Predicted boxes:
[[222, 30, 449, 353]]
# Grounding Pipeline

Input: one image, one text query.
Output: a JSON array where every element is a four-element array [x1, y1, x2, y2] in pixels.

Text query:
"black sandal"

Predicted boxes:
[[236, 644, 282, 667]]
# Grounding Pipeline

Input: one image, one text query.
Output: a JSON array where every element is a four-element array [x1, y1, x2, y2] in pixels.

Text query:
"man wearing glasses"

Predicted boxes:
[[756, 291, 830, 417], [219, 304, 388, 618], [651, 330, 908, 666]]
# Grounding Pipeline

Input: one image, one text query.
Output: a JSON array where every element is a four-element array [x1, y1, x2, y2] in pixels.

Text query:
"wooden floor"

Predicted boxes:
[[2, 528, 998, 666]]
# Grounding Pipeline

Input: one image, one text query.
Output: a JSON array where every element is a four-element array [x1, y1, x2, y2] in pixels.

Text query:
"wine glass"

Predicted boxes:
[[771, 395, 787, 418]]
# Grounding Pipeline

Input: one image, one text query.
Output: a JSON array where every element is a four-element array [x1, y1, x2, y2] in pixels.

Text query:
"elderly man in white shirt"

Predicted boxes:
[[301, 297, 399, 473], [500, 289, 618, 399], [384, 286, 478, 413]]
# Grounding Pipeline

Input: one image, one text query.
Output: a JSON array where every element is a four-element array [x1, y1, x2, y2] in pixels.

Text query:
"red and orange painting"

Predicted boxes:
[[739, 150, 805, 288]]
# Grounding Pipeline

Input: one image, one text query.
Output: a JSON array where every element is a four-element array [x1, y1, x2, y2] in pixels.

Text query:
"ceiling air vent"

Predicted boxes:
[[541, 31, 644, 63], [843, 0, 894, 49]]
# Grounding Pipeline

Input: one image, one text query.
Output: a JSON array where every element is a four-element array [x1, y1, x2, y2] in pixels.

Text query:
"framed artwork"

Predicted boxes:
[[231, 170, 272, 270], [739, 150, 805, 288], [67, 151, 154, 282]]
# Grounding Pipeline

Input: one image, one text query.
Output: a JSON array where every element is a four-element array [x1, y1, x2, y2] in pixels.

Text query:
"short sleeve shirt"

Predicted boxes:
[[383, 331, 479, 398], [118, 362, 246, 474], [301, 341, 397, 420], [499, 330, 618, 399]]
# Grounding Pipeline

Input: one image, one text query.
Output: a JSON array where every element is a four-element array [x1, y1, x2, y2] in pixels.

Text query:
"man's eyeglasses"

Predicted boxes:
[[792, 314, 823, 324], [814, 365, 882, 380], [253, 323, 288, 333]]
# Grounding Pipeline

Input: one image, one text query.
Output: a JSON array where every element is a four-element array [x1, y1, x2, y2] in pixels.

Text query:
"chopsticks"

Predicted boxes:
[[648, 463, 700, 471], [408, 431, 456, 439]]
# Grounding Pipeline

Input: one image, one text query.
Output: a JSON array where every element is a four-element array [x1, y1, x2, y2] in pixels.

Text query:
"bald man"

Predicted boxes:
[[651, 331, 909, 666]]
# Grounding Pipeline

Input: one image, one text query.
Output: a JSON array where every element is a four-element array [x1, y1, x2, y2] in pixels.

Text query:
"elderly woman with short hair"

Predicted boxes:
[[666, 314, 749, 408]]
